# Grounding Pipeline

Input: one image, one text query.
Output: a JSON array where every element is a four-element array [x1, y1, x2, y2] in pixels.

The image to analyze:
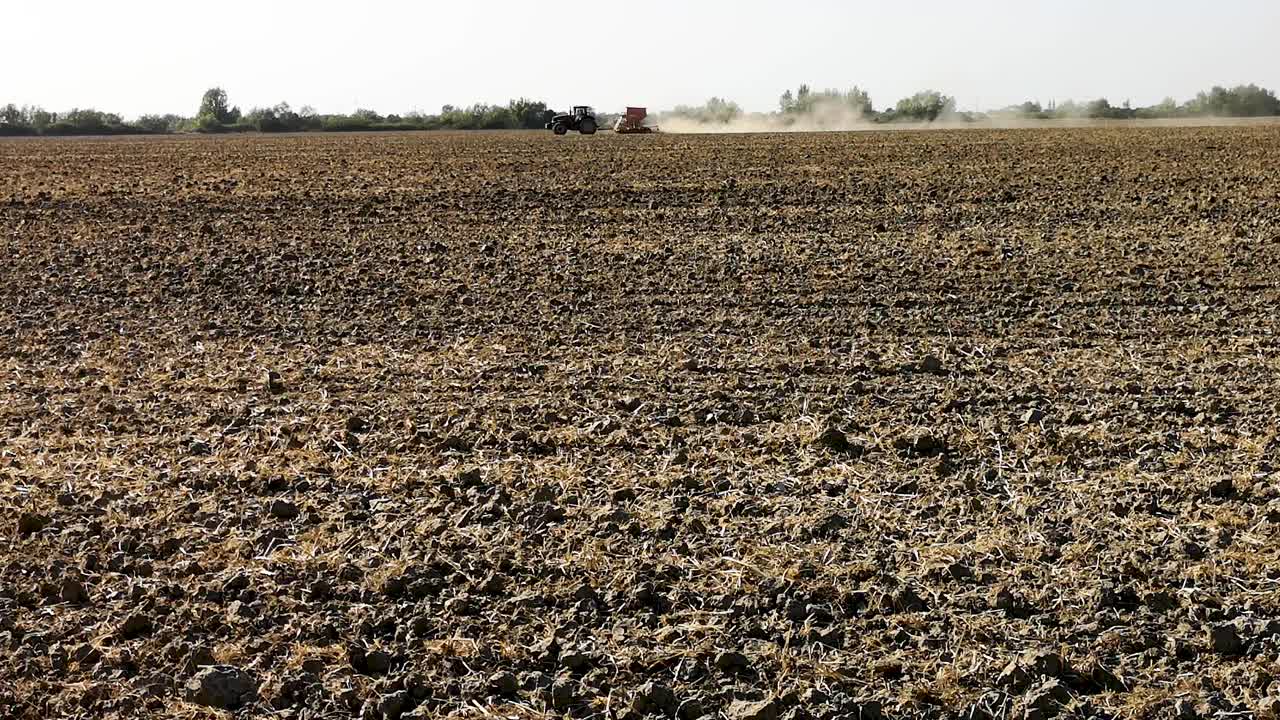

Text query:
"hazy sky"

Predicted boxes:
[[6, 0, 1278, 117]]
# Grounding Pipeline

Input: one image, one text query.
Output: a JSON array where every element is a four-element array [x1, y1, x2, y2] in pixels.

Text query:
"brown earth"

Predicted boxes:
[[1, 127, 1279, 720]]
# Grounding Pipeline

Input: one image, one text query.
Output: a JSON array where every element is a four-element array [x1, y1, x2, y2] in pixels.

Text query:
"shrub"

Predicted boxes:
[[133, 115, 174, 133], [198, 88, 240, 125], [780, 85, 874, 117], [195, 113, 224, 133], [668, 97, 743, 124], [1186, 85, 1280, 117], [321, 116, 372, 132], [0, 124, 37, 136], [893, 91, 956, 122]]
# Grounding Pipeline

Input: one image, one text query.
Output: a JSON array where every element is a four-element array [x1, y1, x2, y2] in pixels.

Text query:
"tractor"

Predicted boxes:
[[546, 106, 598, 135]]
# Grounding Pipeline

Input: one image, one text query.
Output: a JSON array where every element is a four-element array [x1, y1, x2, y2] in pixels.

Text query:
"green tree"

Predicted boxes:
[[198, 87, 239, 124], [297, 105, 323, 131], [1085, 98, 1113, 118], [29, 108, 54, 130], [704, 97, 741, 123], [669, 97, 742, 124], [475, 104, 516, 129], [507, 98, 549, 129], [894, 90, 956, 121], [1053, 99, 1079, 118], [1186, 84, 1280, 116], [781, 85, 874, 117], [65, 109, 115, 131], [196, 113, 224, 132], [134, 115, 172, 133]]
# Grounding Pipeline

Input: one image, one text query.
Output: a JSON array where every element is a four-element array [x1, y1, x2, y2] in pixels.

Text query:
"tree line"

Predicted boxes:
[[665, 83, 1280, 125], [994, 85, 1280, 120], [627, 87, 963, 126], [189, 88, 558, 133], [0, 88, 559, 137], [2, 84, 1278, 137]]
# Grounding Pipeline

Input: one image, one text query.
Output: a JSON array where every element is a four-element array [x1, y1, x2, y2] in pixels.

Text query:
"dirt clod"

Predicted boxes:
[[920, 355, 945, 374], [990, 585, 1018, 612], [894, 433, 947, 457], [560, 650, 591, 672], [714, 650, 751, 672], [1018, 679, 1071, 720], [727, 698, 781, 720], [812, 427, 853, 453], [268, 498, 299, 519], [59, 577, 88, 604], [489, 671, 519, 696], [17, 512, 49, 536], [632, 682, 678, 715], [378, 691, 410, 720], [119, 613, 152, 638], [1023, 650, 1067, 678], [551, 678, 576, 710], [264, 370, 285, 394], [1173, 698, 1199, 720], [1207, 624, 1243, 654], [186, 665, 257, 709]]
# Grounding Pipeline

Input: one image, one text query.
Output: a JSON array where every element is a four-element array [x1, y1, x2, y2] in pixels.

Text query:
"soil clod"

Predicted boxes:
[[187, 665, 258, 710]]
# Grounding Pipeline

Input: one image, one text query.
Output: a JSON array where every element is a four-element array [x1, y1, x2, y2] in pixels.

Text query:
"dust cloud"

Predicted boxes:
[[658, 98, 876, 134], [656, 104, 1276, 135]]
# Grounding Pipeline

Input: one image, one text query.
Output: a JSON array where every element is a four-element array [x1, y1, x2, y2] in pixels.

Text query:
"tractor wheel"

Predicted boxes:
[[579, 118, 597, 135], [553, 123, 568, 136]]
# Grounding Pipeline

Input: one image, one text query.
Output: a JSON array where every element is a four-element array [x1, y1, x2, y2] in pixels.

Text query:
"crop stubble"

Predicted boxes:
[[1, 127, 1279, 719]]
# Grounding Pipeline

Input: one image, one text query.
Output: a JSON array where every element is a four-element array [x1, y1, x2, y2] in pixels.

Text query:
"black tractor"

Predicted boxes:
[[546, 106, 598, 135]]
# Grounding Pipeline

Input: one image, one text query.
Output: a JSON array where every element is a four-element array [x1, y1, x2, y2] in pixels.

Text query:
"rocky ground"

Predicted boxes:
[[1, 126, 1279, 719]]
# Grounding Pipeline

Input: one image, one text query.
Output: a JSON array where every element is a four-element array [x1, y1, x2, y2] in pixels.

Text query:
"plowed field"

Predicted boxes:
[[2, 127, 1279, 720]]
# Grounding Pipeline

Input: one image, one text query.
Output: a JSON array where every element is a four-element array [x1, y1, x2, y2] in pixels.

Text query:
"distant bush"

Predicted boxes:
[[1133, 98, 1180, 120], [508, 98, 552, 129], [1, 104, 24, 126], [667, 97, 743, 124], [1084, 99, 1121, 119], [890, 91, 957, 122], [0, 123, 37, 136], [228, 98, 552, 133], [134, 114, 186, 133], [245, 102, 312, 132], [1186, 84, 1280, 117], [194, 113, 225, 133], [999, 85, 1280, 121], [438, 103, 521, 130], [993, 101, 1054, 120], [780, 84, 874, 118], [198, 88, 240, 125], [320, 116, 372, 132], [2, 103, 171, 135]]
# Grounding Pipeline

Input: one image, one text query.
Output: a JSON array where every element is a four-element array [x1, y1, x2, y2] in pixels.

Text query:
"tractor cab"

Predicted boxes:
[[572, 106, 594, 118]]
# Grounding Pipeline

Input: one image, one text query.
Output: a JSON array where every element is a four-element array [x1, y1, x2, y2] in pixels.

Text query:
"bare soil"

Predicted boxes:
[[2, 127, 1279, 719]]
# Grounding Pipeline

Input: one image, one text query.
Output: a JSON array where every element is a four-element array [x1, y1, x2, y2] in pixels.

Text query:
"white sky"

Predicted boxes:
[[5, 0, 1278, 117]]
